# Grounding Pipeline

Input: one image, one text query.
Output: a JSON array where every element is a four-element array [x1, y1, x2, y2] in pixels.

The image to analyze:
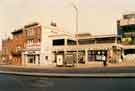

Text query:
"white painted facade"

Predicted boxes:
[[40, 26, 74, 65], [40, 26, 54, 65], [22, 24, 72, 65]]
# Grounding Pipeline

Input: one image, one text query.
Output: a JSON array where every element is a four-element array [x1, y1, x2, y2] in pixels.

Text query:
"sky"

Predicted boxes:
[[0, 0, 135, 39]]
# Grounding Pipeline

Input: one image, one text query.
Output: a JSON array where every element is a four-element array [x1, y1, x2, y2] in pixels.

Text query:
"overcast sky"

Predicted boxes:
[[0, 0, 135, 39]]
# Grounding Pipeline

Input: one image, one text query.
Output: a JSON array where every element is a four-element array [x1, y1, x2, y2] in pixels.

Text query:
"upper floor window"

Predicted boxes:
[[67, 39, 76, 45], [37, 39, 40, 44], [53, 39, 65, 46], [27, 39, 34, 45], [16, 45, 21, 52], [35, 27, 41, 35], [26, 28, 34, 36]]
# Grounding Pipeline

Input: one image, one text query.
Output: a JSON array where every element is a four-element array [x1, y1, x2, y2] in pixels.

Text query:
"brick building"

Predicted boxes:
[[22, 22, 41, 65], [11, 28, 26, 65], [2, 38, 12, 64], [2, 22, 41, 65], [2, 28, 26, 65]]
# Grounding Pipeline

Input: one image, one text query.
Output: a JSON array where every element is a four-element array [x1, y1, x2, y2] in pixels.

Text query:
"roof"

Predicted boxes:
[[24, 22, 39, 29], [11, 28, 23, 35], [77, 34, 119, 39]]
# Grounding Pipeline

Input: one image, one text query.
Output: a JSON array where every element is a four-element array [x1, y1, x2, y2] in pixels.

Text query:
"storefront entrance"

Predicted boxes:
[[27, 55, 36, 64], [23, 50, 40, 65], [26, 54, 40, 64]]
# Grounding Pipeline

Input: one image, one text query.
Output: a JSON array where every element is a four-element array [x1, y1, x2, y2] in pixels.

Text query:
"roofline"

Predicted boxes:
[[11, 28, 23, 35]]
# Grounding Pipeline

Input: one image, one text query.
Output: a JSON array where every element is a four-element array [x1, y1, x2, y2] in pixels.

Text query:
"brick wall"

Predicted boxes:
[[2, 22, 42, 65]]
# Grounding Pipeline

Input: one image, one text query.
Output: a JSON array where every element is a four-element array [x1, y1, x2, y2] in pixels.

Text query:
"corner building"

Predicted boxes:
[[22, 23, 70, 65]]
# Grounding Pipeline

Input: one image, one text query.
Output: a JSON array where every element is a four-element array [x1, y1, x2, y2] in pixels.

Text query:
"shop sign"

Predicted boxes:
[[122, 37, 132, 43], [124, 32, 135, 37], [28, 51, 36, 54]]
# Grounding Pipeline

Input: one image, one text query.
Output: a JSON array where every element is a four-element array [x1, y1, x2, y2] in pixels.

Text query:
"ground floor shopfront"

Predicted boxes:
[[52, 44, 122, 65], [52, 49, 112, 65], [22, 50, 40, 65], [88, 50, 108, 62], [20, 44, 123, 66]]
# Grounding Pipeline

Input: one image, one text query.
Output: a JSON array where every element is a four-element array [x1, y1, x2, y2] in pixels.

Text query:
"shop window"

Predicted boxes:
[[38, 55, 40, 64], [28, 55, 35, 64], [28, 58, 33, 63]]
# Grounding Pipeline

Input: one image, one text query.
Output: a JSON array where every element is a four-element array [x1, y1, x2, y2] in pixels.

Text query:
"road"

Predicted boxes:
[[0, 74, 135, 91]]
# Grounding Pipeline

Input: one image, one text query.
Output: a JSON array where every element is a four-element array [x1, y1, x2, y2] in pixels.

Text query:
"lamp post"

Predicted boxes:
[[71, 3, 79, 67]]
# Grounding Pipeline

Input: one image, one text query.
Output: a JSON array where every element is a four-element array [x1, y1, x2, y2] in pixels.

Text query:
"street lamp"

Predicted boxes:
[[70, 3, 79, 67]]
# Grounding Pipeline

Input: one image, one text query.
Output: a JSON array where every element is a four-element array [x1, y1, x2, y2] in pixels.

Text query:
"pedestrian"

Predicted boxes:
[[102, 55, 107, 67]]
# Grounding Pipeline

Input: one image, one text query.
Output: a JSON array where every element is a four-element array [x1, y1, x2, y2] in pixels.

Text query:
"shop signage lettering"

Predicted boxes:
[[28, 51, 35, 54]]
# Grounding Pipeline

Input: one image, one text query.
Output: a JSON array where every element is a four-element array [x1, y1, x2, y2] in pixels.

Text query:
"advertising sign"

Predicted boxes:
[[56, 55, 63, 66]]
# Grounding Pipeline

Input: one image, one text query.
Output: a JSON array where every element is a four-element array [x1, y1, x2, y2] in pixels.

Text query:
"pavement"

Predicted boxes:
[[0, 62, 135, 77], [1, 62, 135, 69]]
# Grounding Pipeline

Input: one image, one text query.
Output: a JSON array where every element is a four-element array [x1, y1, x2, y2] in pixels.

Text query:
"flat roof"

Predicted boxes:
[[77, 34, 120, 39]]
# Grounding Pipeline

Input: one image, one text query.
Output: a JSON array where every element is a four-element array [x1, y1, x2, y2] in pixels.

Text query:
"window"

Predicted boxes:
[[16, 45, 21, 52], [26, 28, 34, 36], [27, 39, 34, 45], [37, 39, 40, 44], [53, 39, 65, 46], [28, 55, 36, 64], [45, 56, 48, 60], [38, 55, 40, 64], [67, 39, 76, 45], [36, 27, 41, 35]]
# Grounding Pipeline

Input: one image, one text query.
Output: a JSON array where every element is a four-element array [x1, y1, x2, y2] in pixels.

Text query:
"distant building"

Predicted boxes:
[[117, 13, 135, 55], [2, 38, 12, 64], [2, 27, 26, 65]]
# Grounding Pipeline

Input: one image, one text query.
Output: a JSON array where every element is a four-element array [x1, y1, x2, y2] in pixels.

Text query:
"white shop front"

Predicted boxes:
[[22, 49, 40, 65]]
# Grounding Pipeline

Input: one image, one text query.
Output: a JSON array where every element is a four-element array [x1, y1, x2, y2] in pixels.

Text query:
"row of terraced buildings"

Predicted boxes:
[[2, 13, 135, 65]]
